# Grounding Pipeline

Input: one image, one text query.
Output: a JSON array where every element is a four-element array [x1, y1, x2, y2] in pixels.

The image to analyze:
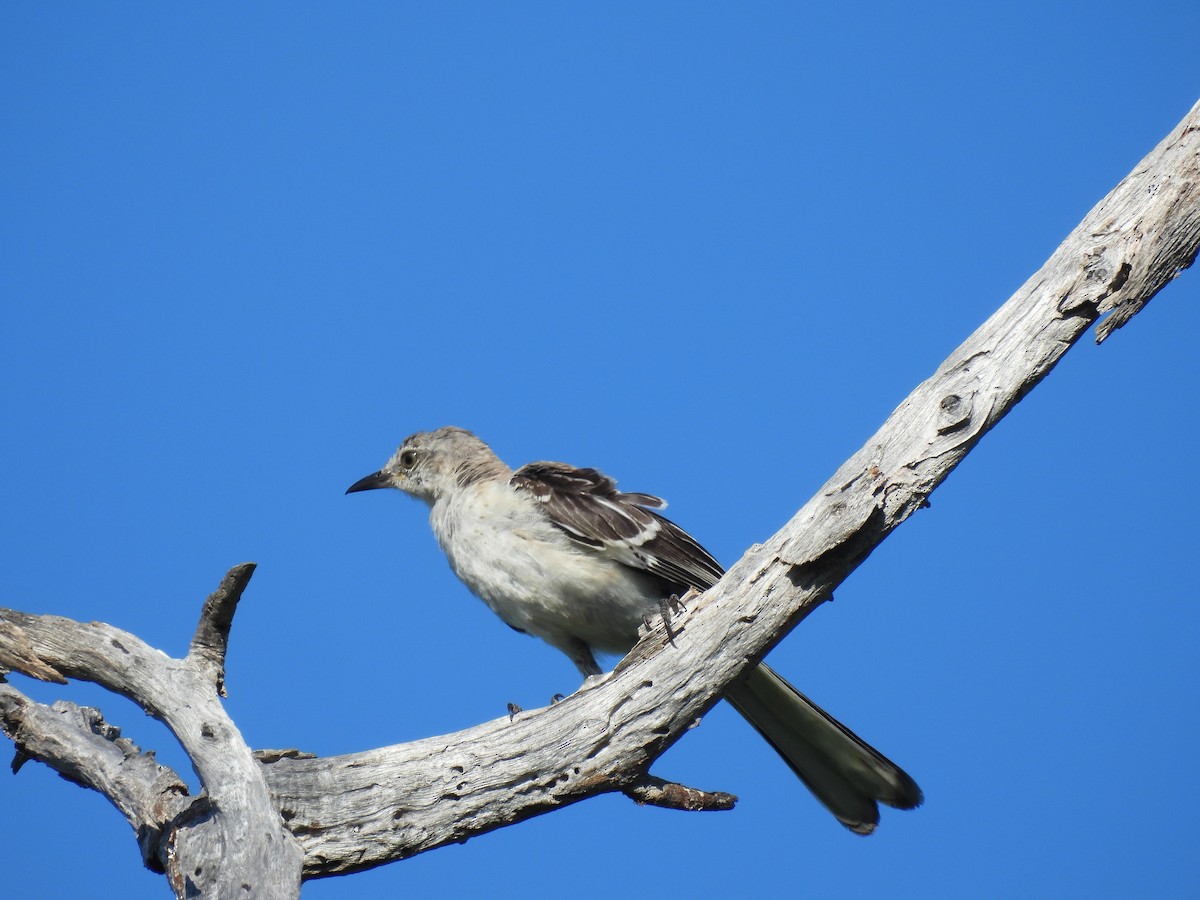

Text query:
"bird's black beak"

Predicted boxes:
[[346, 470, 392, 494]]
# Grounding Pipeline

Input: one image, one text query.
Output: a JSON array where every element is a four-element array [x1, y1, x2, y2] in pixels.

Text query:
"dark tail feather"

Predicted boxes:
[[725, 663, 922, 834]]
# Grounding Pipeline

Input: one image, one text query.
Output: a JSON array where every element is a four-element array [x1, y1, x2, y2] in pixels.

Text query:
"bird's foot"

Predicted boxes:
[[651, 593, 686, 646]]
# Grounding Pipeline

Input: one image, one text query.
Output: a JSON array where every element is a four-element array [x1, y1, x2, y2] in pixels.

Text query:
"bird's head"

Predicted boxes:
[[346, 426, 506, 505]]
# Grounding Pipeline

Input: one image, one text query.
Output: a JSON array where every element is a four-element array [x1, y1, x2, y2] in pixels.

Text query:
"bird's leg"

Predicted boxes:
[[565, 636, 603, 678], [560, 636, 613, 691], [651, 593, 687, 646]]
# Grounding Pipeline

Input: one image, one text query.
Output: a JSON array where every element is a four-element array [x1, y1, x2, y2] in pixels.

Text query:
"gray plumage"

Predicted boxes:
[[348, 426, 922, 833]]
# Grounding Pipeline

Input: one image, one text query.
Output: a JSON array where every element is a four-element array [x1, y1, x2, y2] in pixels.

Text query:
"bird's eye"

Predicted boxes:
[[400, 449, 418, 468]]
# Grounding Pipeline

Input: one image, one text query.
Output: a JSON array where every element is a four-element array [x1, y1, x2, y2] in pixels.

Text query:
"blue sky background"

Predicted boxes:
[[3, 4, 1198, 898]]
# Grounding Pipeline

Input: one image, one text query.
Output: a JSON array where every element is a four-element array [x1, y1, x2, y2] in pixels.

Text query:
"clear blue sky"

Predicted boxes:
[[3, 4, 1198, 898]]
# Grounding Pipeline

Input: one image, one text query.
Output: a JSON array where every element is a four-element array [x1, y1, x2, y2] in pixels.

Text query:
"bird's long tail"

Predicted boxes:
[[724, 663, 922, 834]]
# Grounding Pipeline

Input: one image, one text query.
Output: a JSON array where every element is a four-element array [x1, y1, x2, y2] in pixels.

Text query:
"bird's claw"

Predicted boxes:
[[653, 593, 686, 646]]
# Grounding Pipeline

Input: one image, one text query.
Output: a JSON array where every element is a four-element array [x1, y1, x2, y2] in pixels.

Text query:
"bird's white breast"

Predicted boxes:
[[427, 480, 660, 655]]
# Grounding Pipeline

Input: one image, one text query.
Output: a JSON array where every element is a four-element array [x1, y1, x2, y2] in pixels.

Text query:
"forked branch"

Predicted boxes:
[[1, 99, 1198, 896]]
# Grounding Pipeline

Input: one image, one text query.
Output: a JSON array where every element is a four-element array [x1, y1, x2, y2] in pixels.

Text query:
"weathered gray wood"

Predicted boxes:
[[189, 562, 256, 698], [0, 689, 189, 871], [0, 617, 65, 684], [258, 96, 1200, 877], [1, 98, 1197, 891], [0, 582, 304, 899]]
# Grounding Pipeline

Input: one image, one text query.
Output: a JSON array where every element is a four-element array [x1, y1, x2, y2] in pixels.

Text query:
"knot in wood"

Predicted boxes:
[[936, 392, 972, 434]]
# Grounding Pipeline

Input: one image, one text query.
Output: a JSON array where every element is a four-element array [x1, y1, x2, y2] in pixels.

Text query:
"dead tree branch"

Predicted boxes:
[[0, 687, 189, 871], [0, 575, 303, 899], [1, 99, 1197, 893], [189, 561, 256, 697]]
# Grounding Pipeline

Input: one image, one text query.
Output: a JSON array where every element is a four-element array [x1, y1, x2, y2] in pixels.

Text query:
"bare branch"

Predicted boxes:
[[1, 99, 1197, 892], [622, 774, 738, 811], [0, 685, 189, 871], [188, 562, 256, 697], [258, 97, 1200, 878], [1092, 116, 1200, 342], [0, 613, 65, 684], [0, 590, 303, 899]]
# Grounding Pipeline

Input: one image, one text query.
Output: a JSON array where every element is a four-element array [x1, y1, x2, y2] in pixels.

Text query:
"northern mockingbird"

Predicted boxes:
[[348, 426, 921, 833]]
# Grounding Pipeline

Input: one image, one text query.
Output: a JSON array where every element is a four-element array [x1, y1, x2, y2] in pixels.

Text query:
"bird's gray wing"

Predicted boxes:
[[511, 461, 723, 593]]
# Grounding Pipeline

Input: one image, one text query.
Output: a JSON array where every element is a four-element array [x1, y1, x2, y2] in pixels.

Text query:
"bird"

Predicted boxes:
[[347, 426, 921, 833]]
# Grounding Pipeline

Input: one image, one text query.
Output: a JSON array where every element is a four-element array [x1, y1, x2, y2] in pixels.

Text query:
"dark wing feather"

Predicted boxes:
[[511, 461, 724, 593]]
